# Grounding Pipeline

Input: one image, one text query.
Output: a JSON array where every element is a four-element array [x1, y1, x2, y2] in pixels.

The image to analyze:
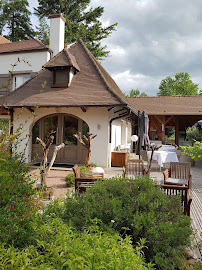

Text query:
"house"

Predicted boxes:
[[0, 14, 137, 167], [127, 96, 202, 145]]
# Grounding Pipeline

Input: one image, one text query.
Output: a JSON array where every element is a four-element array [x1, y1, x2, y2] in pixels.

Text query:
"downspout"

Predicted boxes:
[[109, 109, 131, 143]]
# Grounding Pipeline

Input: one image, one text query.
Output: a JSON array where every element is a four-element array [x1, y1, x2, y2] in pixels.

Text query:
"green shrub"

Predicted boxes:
[[63, 175, 192, 269], [0, 217, 153, 270], [65, 173, 75, 187], [65, 166, 90, 187], [0, 152, 37, 247]]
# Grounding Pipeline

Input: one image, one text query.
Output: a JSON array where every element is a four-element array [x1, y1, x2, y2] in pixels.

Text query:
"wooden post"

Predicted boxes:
[[175, 116, 179, 146], [162, 116, 165, 144]]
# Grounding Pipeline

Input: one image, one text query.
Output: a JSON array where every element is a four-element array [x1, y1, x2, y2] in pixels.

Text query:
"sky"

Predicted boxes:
[[29, 0, 202, 96]]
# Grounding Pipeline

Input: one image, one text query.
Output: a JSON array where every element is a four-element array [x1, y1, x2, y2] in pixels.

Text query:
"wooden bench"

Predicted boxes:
[[73, 165, 104, 194]]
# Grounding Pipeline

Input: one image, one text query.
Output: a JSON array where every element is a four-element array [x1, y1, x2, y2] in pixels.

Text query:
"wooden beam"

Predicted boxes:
[[108, 107, 114, 111], [153, 115, 163, 125], [165, 115, 174, 125], [162, 116, 165, 144], [80, 107, 87, 113], [175, 116, 179, 145], [27, 107, 35, 113], [114, 108, 125, 114]]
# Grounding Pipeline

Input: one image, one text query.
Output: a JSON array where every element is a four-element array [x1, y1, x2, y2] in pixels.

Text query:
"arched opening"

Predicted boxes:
[[32, 114, 89, 164]]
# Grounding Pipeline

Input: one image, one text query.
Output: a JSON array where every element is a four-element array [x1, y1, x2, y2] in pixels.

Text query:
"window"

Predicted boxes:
[[52, 67, 69, 87], [63, 116, 78, 145], [44, 116, 58, 144], [12, 74, 30, 91]]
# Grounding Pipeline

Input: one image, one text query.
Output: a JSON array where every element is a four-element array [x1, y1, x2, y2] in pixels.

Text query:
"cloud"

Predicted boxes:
[[91, 0, 202, 95]]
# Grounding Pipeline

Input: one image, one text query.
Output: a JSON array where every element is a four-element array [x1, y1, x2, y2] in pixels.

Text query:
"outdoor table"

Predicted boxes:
[[158, 145, 176, 152], [147, 150, 179, 168]]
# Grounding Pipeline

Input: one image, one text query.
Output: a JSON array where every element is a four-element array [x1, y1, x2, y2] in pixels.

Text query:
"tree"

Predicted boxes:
[[157, 72, 199, 96], [34, 0, 117, 59], [125, 89, 148, 97], [36, 17, 50, 45], [0, 0, 36, 42]]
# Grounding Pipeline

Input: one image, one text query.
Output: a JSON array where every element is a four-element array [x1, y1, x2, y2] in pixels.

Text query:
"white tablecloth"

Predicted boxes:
[[147, 150, 179, 167], [158, 145, 176, 152]]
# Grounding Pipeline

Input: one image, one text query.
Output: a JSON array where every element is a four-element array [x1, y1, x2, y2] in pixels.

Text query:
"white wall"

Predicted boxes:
[[0, 51, 50, 74], [13, 107, 110, 167]]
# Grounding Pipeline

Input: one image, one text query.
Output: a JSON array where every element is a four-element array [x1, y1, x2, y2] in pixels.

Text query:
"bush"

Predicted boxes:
[[0, 152, 38, 247], [63, 175, 192, 269], [0, 217, 153, 270], [65, 166, 90, 187]]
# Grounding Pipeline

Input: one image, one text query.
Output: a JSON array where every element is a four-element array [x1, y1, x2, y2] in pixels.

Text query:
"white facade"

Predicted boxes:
[[13, 107, 111, 167], [0, 51, 50, 74]]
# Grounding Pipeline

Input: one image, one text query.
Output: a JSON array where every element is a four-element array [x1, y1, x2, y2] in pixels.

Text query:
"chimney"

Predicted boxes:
[[48, 14, 66, 57]]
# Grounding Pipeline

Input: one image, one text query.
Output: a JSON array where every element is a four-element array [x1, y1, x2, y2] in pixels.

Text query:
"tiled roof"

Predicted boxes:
[[0, 39, 50, 54], [3, 40, 128, 108], [127, 96, 202, 115], [43, 49, 80, 71], [0, 36, 11, 44]]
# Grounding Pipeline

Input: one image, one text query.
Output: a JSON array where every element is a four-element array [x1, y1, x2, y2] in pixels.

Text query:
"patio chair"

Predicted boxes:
[[163, 162, 191, 188], [124, 159, 147, 178], [73, 165, 104, 194]]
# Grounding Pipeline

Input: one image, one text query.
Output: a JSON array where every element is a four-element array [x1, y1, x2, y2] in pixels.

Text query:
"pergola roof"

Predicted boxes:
[[127, 96, 202, 115]]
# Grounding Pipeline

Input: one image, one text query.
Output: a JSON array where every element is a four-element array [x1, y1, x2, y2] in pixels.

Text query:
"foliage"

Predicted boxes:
[[0, 0, 36, 41], [0, 216, 153, 269], [65, 172, 75, 187], [185, 126, 202, 145], [181, 141, 202, 161], [34, 0, 117, 59], [65, 166, 90, 187], [63, 176, 192, 269], [0, 130, 37, 247], [125, 88, 148, 97], [157, 72, 200, 96], [36, 17, 49, 45]]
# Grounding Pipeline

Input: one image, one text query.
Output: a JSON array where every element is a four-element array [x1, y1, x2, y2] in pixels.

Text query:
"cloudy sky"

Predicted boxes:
[[29, 0, 202, 96]]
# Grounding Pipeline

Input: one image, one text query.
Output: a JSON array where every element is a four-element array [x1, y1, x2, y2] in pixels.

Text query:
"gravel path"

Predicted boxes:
[[30, 168, 73, 199]]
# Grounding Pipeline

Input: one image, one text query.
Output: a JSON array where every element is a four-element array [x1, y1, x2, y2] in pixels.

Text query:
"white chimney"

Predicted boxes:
[[48, 14, 66, 57]]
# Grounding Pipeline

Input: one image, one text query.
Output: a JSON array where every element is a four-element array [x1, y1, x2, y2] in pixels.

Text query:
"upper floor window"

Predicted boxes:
[[52, 67, 69, 87], [12, 74, 30, 91]]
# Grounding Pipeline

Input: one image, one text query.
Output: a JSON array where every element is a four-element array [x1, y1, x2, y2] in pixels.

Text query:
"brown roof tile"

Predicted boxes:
[[0, 39, 50, 54], [43, 49, 80, 71], [0, 36, 11, 44], [127, 96, 202, 115], [3, 40, 128, 108]]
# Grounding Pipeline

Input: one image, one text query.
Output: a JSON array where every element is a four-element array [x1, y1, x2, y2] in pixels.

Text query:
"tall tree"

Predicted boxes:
[[0, 0, 36, 42], [34, 0, 117, 59], [36, 17, 50, 45], [157, 72, 199, 96], [125, 89, 148, 97]]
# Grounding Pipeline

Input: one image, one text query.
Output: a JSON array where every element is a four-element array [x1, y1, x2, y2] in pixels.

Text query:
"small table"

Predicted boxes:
[[158, 145, 176, 152], [111, 151, 128, 167], [147, 150, 179, 168]]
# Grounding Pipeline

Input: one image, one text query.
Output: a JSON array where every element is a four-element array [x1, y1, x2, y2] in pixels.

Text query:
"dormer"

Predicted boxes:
[[43, 48, 80, 88]]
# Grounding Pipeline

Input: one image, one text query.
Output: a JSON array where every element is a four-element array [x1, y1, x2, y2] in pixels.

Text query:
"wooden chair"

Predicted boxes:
[[124, 160, 147, 178], [160, 184, 192, 216], [163, 162, 191, 188], [162, 162, 192, 216], [73, 165, 104, 194]]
